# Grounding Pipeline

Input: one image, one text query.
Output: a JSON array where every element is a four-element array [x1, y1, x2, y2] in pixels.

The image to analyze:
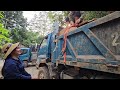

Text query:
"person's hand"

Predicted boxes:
[[76, 18, 84, 24], [75, 18, 81, 24]]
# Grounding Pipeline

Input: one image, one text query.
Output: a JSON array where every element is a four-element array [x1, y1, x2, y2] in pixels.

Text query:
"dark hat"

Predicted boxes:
[[74, 11, 81, 18], [65, 17, 70, 22]]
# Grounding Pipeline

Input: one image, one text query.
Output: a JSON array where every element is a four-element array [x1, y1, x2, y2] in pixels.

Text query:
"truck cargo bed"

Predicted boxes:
[[52, 11, 120, 74]]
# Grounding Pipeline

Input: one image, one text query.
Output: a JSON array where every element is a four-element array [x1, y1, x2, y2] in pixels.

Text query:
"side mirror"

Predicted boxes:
[[45, 35, 48, 39]]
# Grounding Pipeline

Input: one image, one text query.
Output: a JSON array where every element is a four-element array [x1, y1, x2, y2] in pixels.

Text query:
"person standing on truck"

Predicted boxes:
[[1, 42, 32, 79], [74, 11, 84, 26], [68, 11, 85, 27]]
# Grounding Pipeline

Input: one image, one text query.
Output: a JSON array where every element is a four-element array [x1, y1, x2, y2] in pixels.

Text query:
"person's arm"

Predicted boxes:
[[75, 11, 84, 24], [6, 63, 31, 79], [75, 16, 83, 24]]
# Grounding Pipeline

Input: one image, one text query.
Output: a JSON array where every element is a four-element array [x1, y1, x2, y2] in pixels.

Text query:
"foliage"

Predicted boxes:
[[22, 30, 44, 47], [2, 11, 27, 29], [0, 24, 11, 48], [1, 11, 45, 47], [2, 11, 28, 44], [47, 11, 69, 26], [83, 11, 114, 20], [28, 11, 52, 36], [0, 11, 4, 22], [47, 11, 114, 26], [0, 12, 11, 54]]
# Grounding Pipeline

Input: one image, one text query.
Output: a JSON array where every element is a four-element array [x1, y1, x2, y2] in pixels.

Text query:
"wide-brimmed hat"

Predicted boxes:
[[2, 42, 20, 60]]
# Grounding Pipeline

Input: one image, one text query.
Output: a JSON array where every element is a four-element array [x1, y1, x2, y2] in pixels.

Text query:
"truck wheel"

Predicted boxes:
[[23, 61, 28, 67], [38, 66, 50, 79]]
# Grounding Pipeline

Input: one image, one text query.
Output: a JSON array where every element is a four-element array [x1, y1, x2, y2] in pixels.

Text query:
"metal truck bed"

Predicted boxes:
[[52, 11, 120, 74]]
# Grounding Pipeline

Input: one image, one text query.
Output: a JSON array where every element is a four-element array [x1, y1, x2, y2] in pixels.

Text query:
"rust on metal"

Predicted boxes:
[[59, 27, 77, 36], [67, 39, 77, 58], [56, 60, 120, 74]]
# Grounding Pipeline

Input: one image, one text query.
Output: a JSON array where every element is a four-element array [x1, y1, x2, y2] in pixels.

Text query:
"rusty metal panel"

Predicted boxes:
[[56, 60, 120, 74], [68, 30, 102, 55], [90, 18, 120, 55], [56, 21, 119, 65]]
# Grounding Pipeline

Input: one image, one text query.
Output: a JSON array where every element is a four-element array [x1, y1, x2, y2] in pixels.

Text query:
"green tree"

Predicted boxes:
[[0, 23, 11, 48], [47, 11, 114, 26], [47, 11, 69, 27], [2, 11, 28, 44], [0, 11, 11, 52], [83, 11, 114, 20], [2, 11, 27, 29], [28, 11, 52, 36], [22, 30, 44, 47], [1, 11, 46, 48]]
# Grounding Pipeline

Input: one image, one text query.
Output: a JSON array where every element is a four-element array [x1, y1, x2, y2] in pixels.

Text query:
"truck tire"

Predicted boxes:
[[23, 61, 28, 67], [38, 66, 50, 79]]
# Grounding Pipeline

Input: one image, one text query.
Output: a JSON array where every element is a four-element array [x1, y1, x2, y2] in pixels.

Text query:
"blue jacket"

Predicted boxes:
[[2, 57, 31, 79]]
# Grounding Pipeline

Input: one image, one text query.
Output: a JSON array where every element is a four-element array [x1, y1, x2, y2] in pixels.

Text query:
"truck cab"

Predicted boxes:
[[36, 33, 52, 69], [19, 48, 32, 67]]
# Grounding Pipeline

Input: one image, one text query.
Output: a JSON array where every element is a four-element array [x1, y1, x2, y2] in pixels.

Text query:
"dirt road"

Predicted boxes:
[[0, 59, 39, 79], [25, 65, 39, 79]]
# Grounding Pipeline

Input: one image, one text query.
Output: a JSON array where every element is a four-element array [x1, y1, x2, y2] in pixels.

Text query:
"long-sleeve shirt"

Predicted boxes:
[[1, 57, 31, 79]]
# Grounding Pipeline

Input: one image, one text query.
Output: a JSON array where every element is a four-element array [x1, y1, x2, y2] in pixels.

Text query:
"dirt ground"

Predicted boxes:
[[25, 64, 39, 79], [0, 59, 39, 79]]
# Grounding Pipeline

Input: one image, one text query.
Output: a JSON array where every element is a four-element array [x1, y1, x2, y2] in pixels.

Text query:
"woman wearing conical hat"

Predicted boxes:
[[1, 42, 31, 79]]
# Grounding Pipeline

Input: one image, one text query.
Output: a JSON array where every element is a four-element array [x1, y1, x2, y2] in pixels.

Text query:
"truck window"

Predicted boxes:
[[41, 39, 47, 47], [21, 49, 28, 55]]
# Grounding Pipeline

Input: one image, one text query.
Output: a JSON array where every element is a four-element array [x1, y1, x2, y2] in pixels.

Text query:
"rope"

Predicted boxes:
[[62, 24, 76, 63], [61, 19, 96, 63]]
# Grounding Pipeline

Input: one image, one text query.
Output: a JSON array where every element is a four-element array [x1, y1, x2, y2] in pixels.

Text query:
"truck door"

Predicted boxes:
[[38, 38, 48, 58]]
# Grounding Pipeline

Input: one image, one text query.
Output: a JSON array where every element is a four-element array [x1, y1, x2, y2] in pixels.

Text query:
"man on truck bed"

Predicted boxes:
[[68, 11, 84, 27]]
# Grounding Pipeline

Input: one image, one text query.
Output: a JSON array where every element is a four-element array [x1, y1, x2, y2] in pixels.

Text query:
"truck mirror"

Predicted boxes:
[[45, 35, 48, 39]]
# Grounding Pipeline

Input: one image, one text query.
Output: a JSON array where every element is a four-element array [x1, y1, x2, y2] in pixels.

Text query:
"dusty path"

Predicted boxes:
[[25, 64, 39, 79]]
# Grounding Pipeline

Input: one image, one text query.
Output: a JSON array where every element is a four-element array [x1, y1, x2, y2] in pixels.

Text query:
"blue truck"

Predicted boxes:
[[19, 48, 37, 67], [36, 11, 120, 79]]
